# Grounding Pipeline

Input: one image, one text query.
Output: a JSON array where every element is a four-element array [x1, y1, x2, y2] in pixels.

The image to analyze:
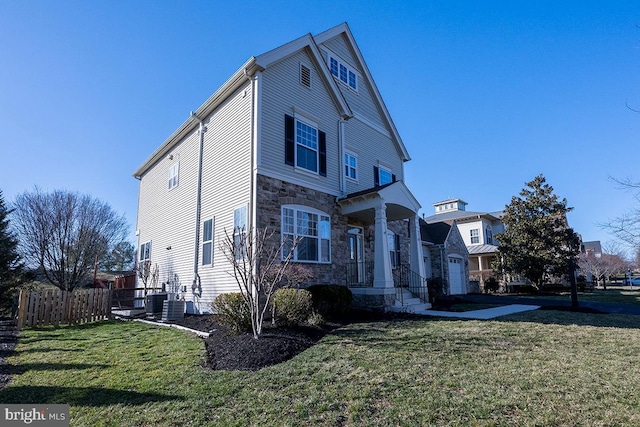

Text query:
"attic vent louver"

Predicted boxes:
[[300, 64, 311, 88]]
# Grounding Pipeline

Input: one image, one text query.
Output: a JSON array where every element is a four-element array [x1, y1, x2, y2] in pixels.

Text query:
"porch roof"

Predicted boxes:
[[467, 244, 499, 255], [337, 181, 421, 224]]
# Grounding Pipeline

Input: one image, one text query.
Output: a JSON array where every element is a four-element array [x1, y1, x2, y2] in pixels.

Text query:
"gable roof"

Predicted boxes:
[[422, 209, 503, 224], [419, 219, 451, 245], [134, 22, 409, 179], [314, 23, 410, 161]]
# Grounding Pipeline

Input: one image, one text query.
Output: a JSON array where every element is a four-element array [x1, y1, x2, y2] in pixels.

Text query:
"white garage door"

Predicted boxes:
[[448, 257, 465, 295]]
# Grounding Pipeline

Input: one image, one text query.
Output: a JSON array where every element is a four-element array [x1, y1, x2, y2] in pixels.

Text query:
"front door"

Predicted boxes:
[[347, 226, 364, 285]]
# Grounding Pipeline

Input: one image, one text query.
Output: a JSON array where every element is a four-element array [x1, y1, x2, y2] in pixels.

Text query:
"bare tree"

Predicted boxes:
[[220, 226, 298, 339], [11, 188, 128, 291], [578, 243, 629, 289], [603, 176, 640, 249]]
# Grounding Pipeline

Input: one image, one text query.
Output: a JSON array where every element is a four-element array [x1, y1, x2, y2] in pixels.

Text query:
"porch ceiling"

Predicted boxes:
[[337, 181, 421, 224]]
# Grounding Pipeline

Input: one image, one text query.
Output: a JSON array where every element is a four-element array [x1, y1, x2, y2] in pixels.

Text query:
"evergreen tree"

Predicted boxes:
[[0, 190, 24, 313], [495, 175, 581, 288]]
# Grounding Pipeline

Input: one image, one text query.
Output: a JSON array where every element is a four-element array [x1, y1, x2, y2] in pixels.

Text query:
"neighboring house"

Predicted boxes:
[[419, 219, 470, 295], [422, 199, 504, 291], [582, 241, 602, 258], [133, 23, 428, 313]]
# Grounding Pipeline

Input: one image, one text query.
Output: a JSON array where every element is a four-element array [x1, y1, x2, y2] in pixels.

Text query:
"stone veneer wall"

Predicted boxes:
[[255, 174, 412, 294]]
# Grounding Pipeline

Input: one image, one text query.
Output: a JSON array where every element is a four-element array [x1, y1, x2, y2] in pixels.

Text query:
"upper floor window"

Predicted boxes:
[[285, 115, 327, 177], [202, 218, 213, 266], [329, 54, 357, 91], [139, 241, 151, 261], [470, 229, 480, 244], [168, 162, 179, 190], [374, 165, 394, 186], [282, 205, 330, 263], [296, 120, 318, 173], [344, 151, 358, 180], [485, 226, 493, 245]]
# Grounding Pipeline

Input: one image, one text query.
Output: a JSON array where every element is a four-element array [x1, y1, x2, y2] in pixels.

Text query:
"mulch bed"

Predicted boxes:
[[173, 310, 399, 372], [0, 319, 18, 389], [174, 315, 342, 371]]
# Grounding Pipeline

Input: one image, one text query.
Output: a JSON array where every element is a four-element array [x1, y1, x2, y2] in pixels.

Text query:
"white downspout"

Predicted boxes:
[[244, 69, 259, 236], [192, 112, 207, 299]]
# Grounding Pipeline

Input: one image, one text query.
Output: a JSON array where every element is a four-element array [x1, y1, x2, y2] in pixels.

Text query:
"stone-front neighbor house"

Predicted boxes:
[[420, 219, 470, 295], [422, 198, 504, 291], [133, 23, 429, 313]]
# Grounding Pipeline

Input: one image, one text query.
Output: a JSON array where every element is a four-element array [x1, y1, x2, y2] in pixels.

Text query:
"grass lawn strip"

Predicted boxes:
[[2, 313, 640, 426]]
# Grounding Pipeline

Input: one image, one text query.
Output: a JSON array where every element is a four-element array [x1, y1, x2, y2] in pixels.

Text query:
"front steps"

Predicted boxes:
[[389, 288, 431, 313]]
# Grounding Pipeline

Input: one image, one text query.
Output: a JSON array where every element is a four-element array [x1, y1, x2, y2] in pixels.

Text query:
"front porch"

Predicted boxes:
[[337, 181, 430, 311]]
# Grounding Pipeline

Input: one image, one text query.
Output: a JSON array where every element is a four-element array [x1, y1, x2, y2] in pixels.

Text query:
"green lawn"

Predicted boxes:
[[517, 288, 640, 306], [2, 313, 640, 426]]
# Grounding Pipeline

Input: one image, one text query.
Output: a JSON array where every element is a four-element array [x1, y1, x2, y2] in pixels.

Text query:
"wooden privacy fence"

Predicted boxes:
[[17, 288, 112, 330]]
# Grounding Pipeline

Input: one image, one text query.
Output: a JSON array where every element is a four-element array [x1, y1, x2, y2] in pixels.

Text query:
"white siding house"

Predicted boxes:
[[134, 23, 429, 313]]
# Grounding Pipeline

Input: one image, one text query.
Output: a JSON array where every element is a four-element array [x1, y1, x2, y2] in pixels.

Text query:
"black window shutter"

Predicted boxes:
[[395, 234, 401, 266], [392, 174, 397, 183], [374, 166, 379, 186], [318, 131, 327, 177], [285, 115, 295, 166]]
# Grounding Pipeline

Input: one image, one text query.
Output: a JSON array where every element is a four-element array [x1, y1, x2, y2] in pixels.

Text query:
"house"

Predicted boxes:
[[133, 23, 429, 313], [420, 219, 470, 295], [422, 199, 504, 291]]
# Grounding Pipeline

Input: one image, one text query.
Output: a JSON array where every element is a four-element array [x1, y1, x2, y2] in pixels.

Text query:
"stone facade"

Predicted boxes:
[[256, 174, 411, 289], [424, 225, 470, 294]]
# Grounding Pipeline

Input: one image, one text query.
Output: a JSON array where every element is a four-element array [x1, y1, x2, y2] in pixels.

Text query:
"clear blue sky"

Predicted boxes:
[[2, 1, 639, 253]]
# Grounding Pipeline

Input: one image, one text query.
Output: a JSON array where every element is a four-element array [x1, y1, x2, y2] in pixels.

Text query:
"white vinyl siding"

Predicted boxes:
[[343, 119, 403, 194], [259, 50, 341, 194], [136, 82, 252, 314]]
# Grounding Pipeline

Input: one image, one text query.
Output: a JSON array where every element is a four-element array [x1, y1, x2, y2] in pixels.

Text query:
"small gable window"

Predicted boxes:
[[470, 229, 480, 244], [328, 54, 357, 91]]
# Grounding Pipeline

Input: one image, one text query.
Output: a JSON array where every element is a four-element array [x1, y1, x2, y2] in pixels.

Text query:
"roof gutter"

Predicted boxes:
[[133, 58, 261, 179]]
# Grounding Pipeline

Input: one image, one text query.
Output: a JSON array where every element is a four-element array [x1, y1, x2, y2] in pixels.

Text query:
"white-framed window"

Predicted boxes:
[[344, 150, 358, 180], [139, 241, 151, 261], [485, 226, 493, 245], [388, 231, 400, 268], [202, 218, 214, 266], [329, 54, 357, 91], [282, 205, 330, 263], [470, 229, 480, 244], [296, 119, 319, 173], [233, 206, 247, 260], [378, 165, 393, 186], [168, 162, 179, 190]]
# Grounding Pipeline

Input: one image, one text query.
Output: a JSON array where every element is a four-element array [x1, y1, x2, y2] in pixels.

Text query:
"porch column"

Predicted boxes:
[[409, 215, 426, 279], [373, 202, 394, 288]]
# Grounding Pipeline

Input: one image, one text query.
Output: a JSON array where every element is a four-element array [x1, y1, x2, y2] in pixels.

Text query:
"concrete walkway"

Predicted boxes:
[[417, 304, 541, 320], [453, 294, 640, 315]]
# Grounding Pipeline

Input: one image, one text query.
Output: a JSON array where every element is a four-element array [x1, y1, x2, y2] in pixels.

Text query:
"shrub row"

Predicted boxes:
[[212, 284, 353, 333]]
